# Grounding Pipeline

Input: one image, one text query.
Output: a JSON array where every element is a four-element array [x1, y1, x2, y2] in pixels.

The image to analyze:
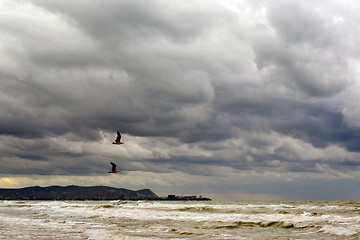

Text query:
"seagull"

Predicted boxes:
[[109, 162, 120, 173], [112, 131, 124, 144]]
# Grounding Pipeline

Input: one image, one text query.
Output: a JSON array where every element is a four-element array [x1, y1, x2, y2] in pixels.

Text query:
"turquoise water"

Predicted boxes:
[[0, 200, 359, 239]]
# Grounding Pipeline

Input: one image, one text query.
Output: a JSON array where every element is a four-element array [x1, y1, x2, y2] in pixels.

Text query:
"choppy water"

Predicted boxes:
[[0, 200, 360, 239]]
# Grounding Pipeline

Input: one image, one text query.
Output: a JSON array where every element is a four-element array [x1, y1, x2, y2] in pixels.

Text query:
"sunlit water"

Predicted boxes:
[[1, 200, 359, 239]]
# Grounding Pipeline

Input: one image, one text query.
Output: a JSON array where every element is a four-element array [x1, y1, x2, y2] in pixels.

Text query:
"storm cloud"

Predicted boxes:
[[1, 0, 360, 200]]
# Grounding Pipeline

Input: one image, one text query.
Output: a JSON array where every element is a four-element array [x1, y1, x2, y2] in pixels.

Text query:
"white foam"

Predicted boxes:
[[320, 225, 358, 236], [1, 200, 360, 239]]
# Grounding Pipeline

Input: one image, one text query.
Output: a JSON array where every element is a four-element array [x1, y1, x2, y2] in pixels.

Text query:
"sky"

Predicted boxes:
[[1, 0, 360, 200]]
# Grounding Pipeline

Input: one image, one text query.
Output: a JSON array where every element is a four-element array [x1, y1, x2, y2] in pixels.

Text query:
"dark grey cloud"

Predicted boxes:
[[251, 0, 357, 98], [1, 0, 360, 199]]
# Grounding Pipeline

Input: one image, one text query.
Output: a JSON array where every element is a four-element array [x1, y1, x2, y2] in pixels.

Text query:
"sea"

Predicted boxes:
[[0, 200, 359, 239]]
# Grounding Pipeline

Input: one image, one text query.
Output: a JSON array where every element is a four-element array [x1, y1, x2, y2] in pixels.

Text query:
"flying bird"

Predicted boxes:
[[112, 131, 124, 144], [109, 162, 120, 173]]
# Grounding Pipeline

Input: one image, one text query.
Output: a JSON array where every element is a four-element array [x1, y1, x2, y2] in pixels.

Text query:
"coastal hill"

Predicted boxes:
[[0, 185, 158, 200], [0, 185, 211, 201]]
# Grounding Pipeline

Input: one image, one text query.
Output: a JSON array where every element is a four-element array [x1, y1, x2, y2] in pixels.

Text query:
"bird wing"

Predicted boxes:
[[116, 131, 121, 142], [110, 162, 117, 171]]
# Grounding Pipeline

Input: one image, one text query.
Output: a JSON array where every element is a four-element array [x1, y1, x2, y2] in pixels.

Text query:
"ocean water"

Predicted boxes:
[[0, 200, 359, 239]]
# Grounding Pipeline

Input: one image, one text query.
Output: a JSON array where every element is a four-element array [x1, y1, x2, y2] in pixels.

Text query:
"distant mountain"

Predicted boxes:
[[0, 185, 158, 200]]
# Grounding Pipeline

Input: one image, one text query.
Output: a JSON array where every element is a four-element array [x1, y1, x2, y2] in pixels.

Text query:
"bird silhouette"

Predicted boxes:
[[109, 162, 120, 173], [112, 131, 124, 144]]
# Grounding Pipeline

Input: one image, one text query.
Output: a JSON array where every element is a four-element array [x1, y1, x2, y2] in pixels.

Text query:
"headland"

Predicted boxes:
[[0, 185, 211, 201]]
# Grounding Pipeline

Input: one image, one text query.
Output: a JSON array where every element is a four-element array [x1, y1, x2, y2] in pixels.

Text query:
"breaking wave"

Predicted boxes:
[[209, 220, 317, 230], [178, 206, 217, 212], [1, 200, 359, 239]]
